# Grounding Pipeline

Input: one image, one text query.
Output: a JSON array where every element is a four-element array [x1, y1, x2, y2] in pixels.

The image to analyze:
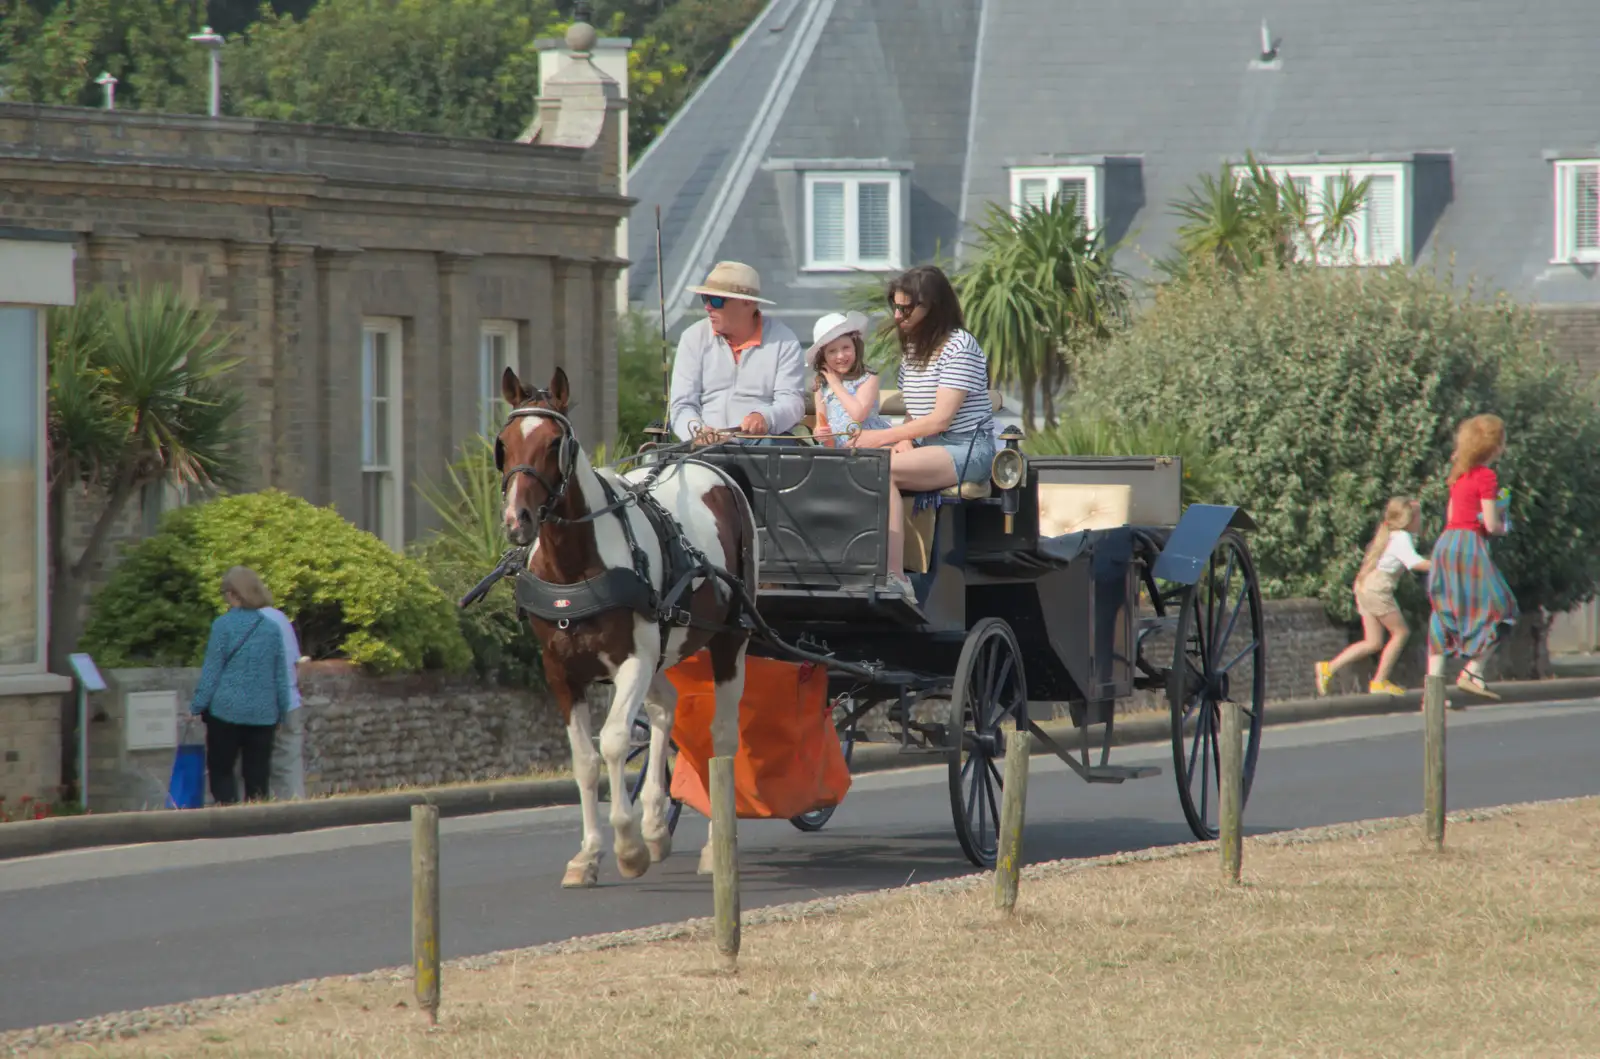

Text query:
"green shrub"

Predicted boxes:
[[413, 437, 543, 687], [1071, 265, 1600, 630], [81, 490, 472, 673], [616, 309, 672, 456], [1026, 410, 1232, 508]]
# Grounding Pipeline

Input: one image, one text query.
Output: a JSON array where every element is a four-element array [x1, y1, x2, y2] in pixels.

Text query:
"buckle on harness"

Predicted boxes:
[[666, 606, 695, 626]]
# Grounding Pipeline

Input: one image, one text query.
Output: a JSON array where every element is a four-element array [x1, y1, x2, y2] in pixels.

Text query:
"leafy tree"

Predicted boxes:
[[82, 489, 472, 672], [47, 286, 251, 671], [0, 0, 210, 111], [1162, 153, 1370, 277], [955, 196, 1130, 432], [614, 308, 672, 453], [1071, 263, 1600, 676], [1027, 408, 1232, 509]]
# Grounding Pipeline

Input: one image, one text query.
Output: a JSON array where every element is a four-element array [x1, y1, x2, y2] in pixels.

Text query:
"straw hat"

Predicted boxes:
[[687, 261, 775, 305], [804, 310, 869, 367]]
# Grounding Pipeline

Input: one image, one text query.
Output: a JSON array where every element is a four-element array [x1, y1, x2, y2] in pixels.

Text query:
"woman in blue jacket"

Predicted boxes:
[[190, 566, 292, 804]]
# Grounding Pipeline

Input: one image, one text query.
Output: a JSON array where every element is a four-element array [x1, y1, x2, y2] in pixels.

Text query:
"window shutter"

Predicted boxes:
[[1577, 166, 1600, 255], [1018, 177, 1048, 211], [811, 181, 846, 263], [1057, 177, 1089, 223], [857, 181, 891, 261], [1363, 173, 1399, 263]]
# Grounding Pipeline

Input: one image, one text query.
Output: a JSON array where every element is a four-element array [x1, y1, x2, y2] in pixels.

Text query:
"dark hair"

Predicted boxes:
[[811, 332, 869, 389], [888, 266, 964, 369]]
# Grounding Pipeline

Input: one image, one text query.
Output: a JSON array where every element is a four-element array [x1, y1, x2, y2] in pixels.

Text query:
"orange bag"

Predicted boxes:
[[667, 652, 851, 820]]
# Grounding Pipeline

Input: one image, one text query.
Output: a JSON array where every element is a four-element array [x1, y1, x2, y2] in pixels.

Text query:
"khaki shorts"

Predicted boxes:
[[1354, 583, 1399, 619]]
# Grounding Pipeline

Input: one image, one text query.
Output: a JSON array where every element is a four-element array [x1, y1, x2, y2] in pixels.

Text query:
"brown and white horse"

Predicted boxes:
[[495, 366, 756, 888]]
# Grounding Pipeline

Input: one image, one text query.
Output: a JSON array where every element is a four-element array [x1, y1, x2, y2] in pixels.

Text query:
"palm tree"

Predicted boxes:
[[47, 286, 250, 671], [1164, 152, 1370, 277], [956, 195, 1130, 431]]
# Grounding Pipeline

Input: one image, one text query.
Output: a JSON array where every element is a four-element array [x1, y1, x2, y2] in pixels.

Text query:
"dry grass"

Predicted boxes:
[[27, 799, 1600, 1059]]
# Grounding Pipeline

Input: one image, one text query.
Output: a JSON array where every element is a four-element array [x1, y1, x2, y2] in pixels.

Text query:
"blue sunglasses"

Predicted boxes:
[[700, 294, 728, 309]]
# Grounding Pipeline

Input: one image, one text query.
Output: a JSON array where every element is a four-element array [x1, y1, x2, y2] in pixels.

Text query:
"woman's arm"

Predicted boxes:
[[1479, 498, 1505, 535], [190, 621, 226, 716], [827, 374, 881, 425], [857, 386, 966, 447], [271, 633, 291, 724]]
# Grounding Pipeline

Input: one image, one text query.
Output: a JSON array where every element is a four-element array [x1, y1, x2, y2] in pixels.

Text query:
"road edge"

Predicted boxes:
[[2, 676, 1596, 862]]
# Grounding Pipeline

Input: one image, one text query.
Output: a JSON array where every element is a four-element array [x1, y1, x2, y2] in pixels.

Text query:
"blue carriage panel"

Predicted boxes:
[[1151, 504, 1257, 586]]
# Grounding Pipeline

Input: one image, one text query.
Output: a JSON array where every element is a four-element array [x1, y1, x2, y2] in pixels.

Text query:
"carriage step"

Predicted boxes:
[[1081, 764, 1162, 784]]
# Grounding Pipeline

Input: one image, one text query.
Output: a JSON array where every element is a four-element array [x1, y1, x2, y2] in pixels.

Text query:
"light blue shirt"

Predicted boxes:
[[262, 607, 303, 711], [669, 316, 806, 440]]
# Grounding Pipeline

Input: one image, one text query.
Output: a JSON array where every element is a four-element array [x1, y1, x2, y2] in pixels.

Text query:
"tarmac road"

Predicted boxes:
[[3, 697, 1599, 1032]]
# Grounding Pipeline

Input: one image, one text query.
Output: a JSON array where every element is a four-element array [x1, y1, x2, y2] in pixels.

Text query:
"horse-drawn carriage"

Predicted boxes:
[[479, 368, 1265, 881]]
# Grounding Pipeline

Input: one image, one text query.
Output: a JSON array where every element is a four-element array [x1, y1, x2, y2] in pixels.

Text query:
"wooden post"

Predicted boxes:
[[994, 721, 1030, 913], [1219, 700, 1243, 884], [411, 804, 441, 1022], [1423, 674, 1446, 850], [710, 755, 740, 970]]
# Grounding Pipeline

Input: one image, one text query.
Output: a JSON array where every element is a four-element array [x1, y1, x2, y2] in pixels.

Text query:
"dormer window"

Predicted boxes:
[[804, 172, 902, 271], [1255, 162, 1407, 266], [1554, 161, 1600, 263], [1010, 166, 1098, 229]]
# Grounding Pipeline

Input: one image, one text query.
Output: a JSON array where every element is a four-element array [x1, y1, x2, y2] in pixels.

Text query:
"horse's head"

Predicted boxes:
[[496, 365, 576, 546]]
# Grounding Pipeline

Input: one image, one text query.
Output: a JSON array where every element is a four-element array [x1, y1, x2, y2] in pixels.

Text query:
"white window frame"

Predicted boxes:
[[802, 172, 902, 271], [0, 307, 47, 675], [1253, 162, 1409, 266], [479, 321, 520, 436], [1553, 160, 1600, 264], [1009, 166, 1100, 231], [361, 318, 405, 550]]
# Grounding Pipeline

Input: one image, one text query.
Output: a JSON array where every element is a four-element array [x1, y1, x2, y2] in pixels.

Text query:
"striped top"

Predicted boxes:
[[898, 329, 992, 434]]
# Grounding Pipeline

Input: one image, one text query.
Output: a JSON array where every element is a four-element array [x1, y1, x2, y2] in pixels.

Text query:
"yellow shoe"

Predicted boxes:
[[1369, 679, 1406, 696], [1314, 661, 1333, 697]]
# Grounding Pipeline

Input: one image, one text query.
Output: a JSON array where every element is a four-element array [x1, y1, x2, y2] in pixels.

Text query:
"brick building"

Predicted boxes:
[[0, 27, 630, 803]]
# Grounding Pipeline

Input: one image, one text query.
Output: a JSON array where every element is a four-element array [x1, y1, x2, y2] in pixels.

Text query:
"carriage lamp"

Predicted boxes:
[[990, 447, 1027, 534], [639, 421, 670, 463], [998, 425, 1024, 451]]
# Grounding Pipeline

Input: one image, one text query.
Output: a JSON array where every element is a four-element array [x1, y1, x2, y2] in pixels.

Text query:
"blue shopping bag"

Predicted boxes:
[[167, 719, 207, 810]]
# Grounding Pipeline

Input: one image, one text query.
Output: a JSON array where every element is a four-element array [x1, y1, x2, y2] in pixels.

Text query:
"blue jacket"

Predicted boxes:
[[190, 607, 291, 726]]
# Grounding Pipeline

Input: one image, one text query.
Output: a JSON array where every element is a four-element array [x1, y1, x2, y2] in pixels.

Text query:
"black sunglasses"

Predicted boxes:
[[701, 294, 728, 309], [888, 297, 918, 317]]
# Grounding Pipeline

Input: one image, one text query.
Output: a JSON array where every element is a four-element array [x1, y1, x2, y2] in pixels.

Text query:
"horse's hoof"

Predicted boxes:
[[561, 861, 600, 888], [697, 846, 715, 875], [616, 844, 652, 880], [646, 836, 672, 863]]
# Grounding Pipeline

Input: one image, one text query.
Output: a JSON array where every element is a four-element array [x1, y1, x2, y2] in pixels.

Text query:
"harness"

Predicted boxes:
[[499, 405, 742, 654]]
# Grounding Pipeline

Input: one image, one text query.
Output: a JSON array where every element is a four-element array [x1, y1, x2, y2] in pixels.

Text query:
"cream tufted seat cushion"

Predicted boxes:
[[940, 480, 993, 500], [1037, 483, 1132, 536]]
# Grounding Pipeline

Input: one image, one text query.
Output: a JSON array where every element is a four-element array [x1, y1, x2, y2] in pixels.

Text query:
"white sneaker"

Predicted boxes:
[[886, 573, 917, 603]]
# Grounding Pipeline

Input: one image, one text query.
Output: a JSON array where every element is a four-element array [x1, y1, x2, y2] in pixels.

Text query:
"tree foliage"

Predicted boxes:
[[1026, 409, 1232, 509], [82, 489, 472, 673], [0, 0, 210, 111], [1071, 264, 1600, 632]]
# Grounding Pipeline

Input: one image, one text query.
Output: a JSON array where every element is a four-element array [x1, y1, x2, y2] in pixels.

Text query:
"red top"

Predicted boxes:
[[1444, 465, 1498, 533]]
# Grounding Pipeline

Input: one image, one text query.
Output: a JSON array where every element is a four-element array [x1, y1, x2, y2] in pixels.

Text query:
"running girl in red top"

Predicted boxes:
[[1426, 413, 1517, 701]]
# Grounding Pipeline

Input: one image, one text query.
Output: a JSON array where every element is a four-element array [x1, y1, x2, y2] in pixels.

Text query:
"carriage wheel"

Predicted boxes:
[[947, 618, 1028, 868], [1168, 529, 1265, 841], [625, 716, 683, 836], [790, 698, 857, 832]]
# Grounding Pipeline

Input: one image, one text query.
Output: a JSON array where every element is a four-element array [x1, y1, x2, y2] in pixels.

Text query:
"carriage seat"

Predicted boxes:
[[1037, 483, 1132, 535]]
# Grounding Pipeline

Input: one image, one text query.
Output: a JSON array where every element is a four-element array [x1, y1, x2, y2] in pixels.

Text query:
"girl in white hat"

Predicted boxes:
[[807, 311, 889, 447]]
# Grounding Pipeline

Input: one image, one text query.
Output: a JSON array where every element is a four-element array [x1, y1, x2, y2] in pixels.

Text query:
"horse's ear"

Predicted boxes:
[[502, 366, 530, 408], [548, 367, 570, 411]]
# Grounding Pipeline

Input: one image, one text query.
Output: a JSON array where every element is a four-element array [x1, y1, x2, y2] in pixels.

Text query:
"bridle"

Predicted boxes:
[[498, 403, 581, 527]]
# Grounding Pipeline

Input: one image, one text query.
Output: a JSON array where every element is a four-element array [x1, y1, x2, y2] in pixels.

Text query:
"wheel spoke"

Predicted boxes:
[[1213, 580, 1249, 668], [1209, 549, 1237, 649], [1219, 639, 1260, 676]]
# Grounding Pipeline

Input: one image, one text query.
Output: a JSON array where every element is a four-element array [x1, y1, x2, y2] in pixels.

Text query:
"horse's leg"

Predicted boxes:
[[640, 672, 677, 863], [600, 653, 653, 880], [562, 687, 604, 889], [699, 631, 748, 876]]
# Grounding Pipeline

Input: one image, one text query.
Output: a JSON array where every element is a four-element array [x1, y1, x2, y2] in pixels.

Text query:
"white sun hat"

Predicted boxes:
[[804, 310, 870, 368]]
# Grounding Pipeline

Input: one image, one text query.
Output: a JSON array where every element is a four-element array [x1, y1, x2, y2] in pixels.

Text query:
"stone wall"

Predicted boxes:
[[0, 692, 64, 807]]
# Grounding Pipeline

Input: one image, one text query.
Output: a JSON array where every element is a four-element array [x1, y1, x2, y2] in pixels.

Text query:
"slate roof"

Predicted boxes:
[[632, 0, 1600, 338]]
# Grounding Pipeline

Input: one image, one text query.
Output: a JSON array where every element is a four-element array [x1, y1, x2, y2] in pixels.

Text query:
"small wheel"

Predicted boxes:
[[624, 716, 682, 835], [789, 697, 857, 832], [1168, 529, 1266, 840], [947, 618, 1028, 868]]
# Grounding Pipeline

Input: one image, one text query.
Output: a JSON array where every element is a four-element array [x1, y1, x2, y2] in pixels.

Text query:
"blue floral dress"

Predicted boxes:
[[819, 375, 890, 437]]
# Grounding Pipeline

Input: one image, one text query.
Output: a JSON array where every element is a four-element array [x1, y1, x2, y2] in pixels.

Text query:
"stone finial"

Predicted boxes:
[[566, 19, 598, 57]]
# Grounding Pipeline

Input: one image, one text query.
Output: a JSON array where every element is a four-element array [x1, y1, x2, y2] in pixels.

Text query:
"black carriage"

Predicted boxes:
[[662, 435, 1269, 868]]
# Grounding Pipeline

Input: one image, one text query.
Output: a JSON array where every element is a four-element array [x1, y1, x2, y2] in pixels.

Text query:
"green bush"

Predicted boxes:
[[616, 309, 673, 456], [413, 436, 543, 687], [1071, 265, 1600, 629], [81, 490, 472, 673], [1026, 410, 1233, 508]]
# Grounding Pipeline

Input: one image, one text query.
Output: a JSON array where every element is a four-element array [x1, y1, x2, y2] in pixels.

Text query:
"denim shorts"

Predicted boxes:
[[919, 429, 995, 485]]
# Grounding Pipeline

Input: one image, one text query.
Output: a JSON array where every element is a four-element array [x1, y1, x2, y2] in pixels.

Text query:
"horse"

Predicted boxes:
[[495, 365, 757, 888]]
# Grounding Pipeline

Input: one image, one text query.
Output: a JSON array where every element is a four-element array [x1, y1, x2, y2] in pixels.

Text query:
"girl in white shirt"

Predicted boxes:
[[1316, 497, 1432, 697]]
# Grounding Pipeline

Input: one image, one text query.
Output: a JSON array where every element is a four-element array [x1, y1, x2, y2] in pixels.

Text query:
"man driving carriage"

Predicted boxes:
[[669, 261, 807, 446]]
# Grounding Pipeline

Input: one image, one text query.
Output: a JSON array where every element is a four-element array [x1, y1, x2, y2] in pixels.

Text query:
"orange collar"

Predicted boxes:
[[726, 319, 763, 355]]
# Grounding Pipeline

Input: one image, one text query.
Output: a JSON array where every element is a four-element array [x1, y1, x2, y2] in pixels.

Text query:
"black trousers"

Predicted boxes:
[[203, 714, 276, 804]]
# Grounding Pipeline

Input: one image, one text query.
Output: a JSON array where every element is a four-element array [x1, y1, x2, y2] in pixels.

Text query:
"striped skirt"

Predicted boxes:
[[1427, 529, 1518, 658]]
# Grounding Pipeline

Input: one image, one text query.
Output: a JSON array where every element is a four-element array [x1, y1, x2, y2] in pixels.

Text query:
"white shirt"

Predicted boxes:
[[898, 329, 992, 434], [668, 317, 806, 440], [262, 607, 303, 711], [1375, 530, 1426, 575]]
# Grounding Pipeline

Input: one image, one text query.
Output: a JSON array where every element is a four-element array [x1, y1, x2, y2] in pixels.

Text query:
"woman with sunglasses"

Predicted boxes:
[[848, 265, 995, 601]]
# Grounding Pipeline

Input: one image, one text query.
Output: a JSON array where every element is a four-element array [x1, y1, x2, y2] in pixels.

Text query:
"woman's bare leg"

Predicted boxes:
[[884, 447, 959, 578]]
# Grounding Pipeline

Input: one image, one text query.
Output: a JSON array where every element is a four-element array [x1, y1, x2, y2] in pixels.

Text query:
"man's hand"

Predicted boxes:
[[692, 426, 728, 447], [740, 411, 769, 436]]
